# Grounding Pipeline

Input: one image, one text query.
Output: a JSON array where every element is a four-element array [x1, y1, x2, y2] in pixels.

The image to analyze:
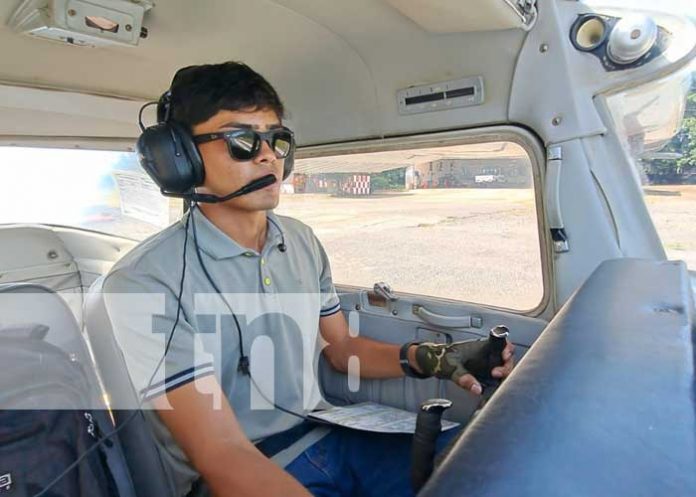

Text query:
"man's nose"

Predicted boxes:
[[255, 139, 276, 164]]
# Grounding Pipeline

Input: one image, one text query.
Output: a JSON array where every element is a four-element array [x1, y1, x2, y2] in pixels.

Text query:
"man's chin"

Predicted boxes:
[[235, 192, 280, 212], [260, 197, 280, 211]]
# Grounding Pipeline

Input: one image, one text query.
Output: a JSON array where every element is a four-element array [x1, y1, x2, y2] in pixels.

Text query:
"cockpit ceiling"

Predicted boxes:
[[0, 0, 527, 147]]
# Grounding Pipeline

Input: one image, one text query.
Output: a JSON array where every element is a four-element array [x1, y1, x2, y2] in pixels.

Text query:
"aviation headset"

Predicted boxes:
[[136, 81, 295, 202]]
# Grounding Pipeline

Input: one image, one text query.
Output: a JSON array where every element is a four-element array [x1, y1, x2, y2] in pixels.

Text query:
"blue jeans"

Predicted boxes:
[[285, 428, 460, 497]]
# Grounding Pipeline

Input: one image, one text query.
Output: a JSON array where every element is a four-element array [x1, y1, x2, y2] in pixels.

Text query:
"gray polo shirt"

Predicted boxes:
[[102, 207, 340, 496]]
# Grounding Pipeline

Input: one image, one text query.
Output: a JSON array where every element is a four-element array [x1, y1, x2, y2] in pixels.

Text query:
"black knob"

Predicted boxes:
[[462, 325, 509, 387], [411, 398, 453, 492], [487, 325, 509, 372]]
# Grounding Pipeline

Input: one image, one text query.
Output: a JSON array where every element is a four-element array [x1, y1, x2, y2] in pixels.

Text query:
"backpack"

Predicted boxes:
[[0, 322, 133, 497]]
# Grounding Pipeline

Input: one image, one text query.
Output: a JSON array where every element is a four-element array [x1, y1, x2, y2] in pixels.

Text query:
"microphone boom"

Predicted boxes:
[[183, 174, 277, 203]]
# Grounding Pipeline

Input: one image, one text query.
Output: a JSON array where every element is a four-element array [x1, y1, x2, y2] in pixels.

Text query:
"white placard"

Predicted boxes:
[[309, 401, 459, 434], [113, 171, 168, 226]]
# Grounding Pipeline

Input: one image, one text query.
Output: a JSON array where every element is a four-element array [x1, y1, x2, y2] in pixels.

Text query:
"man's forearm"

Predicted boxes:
[[203, 443, 311, 497], [324, 336, 422, 379], [319, 313, 424, 379]]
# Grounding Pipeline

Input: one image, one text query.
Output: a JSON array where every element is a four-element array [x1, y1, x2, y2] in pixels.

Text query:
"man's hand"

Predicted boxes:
[[411, 339, 515, 395]]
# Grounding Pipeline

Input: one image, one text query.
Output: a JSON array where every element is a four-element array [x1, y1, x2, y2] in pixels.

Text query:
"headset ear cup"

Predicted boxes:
[[171, 122, 205, 187], [136, 123, 202, 194], [282, 148, 294, 180]]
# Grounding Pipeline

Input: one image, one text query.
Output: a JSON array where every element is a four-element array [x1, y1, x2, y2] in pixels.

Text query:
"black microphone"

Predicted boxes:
[[188, 174, 277, 203], [267, 216, 287, 253]]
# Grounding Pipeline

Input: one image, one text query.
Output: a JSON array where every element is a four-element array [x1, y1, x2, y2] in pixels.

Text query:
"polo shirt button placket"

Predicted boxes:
[[260, 256, 272, 290]]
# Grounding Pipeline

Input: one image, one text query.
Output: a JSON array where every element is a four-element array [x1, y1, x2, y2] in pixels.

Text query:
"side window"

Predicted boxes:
[[0, 147, 182, 240], [276, 137, 546, 311]]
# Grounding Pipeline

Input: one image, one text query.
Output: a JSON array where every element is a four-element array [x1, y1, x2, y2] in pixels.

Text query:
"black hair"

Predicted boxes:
[[167, 61, 285, 128]]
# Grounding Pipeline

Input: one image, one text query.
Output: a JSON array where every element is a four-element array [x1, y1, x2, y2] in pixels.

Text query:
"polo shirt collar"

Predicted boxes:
[[186, 207, 285, 260]]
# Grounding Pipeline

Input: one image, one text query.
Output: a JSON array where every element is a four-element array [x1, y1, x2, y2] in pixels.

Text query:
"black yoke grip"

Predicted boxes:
[[411, 398, 453, 493], [463, 325, 510, 385]]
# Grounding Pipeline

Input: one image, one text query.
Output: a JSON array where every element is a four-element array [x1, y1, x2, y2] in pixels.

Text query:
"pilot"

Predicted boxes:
[[102, 61, 514, 497]]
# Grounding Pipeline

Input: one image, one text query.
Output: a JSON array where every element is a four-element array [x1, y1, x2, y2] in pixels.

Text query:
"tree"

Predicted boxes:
[[642, 73, 696, 184], [371, 168, 406, 191]]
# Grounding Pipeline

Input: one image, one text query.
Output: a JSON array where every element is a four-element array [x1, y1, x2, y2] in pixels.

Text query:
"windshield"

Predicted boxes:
[[606, 64, 696, 268], [581, 0, 696, 18], [0, 147, 181, 240]]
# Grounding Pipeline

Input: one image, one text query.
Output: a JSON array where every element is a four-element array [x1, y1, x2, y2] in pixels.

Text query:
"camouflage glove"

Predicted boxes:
[[414, 338, 494, 384]]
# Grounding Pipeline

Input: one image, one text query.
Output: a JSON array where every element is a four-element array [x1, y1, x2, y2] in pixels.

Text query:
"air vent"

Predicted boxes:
[[397, 76, 484, 115], [8, 0, 153, 48]]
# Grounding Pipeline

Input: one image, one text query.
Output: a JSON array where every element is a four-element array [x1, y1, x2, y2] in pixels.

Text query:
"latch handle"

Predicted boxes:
[[546, 145, 569, 253], [373, 281, 398, 302], [412, 305, 482, 329]]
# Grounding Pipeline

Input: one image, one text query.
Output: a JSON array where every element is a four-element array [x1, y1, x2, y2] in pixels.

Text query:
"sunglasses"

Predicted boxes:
[[193, 127, 295, 161]]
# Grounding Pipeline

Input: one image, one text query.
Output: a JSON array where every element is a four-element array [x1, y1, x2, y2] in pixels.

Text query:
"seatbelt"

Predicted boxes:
[[255, 421, 325, 460], [271, 426, 331, 468]]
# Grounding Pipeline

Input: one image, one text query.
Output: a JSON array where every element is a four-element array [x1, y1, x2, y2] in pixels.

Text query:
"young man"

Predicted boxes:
[[103, 62, 514, 497]]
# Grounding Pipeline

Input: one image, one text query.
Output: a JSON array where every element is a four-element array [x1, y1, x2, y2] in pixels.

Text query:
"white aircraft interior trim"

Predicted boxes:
[[383, 0, 531, 33]]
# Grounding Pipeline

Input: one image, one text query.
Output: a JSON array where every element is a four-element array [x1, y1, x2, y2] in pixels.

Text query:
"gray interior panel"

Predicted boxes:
[[0, 224, 135, 322], [320, 289, 548, 422]]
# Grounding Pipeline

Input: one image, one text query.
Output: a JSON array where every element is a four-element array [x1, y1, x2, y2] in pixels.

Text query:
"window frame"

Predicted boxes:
[[294, 125, 552, 317]]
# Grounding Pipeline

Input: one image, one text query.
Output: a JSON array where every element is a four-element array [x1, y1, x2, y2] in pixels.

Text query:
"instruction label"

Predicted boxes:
[[309, 402, 459, 434], [113, 171, 168, 226]]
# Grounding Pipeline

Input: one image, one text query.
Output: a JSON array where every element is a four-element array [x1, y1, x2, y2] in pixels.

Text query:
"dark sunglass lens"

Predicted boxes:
[[273, 133, 292, 158], [229, 131, 259, 159]]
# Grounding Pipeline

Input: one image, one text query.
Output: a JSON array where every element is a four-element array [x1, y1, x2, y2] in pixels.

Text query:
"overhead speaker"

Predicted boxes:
[[570, 13, 666, 71], [607, 14, 658, 65], [571, 15, 608, 52]]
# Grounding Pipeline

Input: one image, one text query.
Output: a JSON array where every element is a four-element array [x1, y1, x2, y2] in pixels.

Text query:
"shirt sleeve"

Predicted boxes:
[[313, 233, 341, 317], [102, 268, 215, 403]]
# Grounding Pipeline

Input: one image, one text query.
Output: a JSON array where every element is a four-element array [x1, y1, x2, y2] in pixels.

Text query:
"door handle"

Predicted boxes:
[[412, 305, 483, 329], [546, 145, 569, 253]]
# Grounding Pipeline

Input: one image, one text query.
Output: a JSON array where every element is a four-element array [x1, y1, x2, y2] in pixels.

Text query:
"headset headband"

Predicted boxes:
[[156, 90, 172, 123]]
